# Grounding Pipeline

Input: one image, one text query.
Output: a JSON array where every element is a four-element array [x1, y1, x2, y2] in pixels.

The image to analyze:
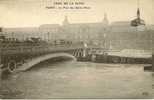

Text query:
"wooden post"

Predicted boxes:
[[152, 54, 154, 71], [0, 56, 2, 80]]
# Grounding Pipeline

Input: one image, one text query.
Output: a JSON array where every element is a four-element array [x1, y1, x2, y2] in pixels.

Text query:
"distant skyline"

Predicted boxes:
[[0, 0, 154, 27]]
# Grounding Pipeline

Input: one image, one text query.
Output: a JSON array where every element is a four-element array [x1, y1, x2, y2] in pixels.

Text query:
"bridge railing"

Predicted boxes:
[[0, 42, 85, 55]]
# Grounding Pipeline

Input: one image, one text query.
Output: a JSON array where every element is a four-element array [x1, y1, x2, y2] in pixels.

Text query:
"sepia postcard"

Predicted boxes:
[[0, 0, 154, 99]]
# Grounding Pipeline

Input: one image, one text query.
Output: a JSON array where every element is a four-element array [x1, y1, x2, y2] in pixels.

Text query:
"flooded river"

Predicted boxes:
[[0, 59, 154, 99]]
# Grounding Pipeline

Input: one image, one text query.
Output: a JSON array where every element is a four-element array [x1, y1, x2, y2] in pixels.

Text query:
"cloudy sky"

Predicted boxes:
[[0, 0, 154, 27]]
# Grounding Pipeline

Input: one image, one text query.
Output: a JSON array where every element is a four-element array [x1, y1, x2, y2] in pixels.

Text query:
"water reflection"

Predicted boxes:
[[0, 59, 153, 99]]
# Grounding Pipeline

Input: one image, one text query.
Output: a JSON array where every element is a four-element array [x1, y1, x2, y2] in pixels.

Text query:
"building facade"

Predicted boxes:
[[2, 14, 153, 51]]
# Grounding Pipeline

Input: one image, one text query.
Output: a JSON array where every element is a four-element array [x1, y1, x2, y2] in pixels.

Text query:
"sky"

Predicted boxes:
[[0, 0, 154, 27]]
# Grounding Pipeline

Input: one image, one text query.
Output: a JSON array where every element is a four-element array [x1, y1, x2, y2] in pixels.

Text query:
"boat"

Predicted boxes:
[[91, 49, 152, 64]]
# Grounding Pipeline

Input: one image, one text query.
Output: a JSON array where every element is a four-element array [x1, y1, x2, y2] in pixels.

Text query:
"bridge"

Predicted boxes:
[[0, 42, 88, 74], [0, 40, 153, 77]]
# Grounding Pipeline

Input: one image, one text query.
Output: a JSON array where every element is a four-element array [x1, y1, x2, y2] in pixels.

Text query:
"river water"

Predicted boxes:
[[0, 59, 154, 99]]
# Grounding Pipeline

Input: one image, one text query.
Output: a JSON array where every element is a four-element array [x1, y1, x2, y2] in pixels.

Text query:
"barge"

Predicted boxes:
[[79, 48, 152, 64]]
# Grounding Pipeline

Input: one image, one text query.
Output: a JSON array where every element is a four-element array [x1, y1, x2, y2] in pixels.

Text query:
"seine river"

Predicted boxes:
[[0, 59, 154, 99]]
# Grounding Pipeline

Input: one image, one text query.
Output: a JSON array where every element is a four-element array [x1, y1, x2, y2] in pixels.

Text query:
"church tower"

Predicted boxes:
[[63, 16, 69, 26], [137, 8, 140, 19], [102, 13, 109, 26], [130, 0, 145, 27]]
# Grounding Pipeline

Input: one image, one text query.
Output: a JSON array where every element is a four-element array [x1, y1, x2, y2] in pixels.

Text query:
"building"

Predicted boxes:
[[1, 13, 153, 50], [3, 27, 39, 40]]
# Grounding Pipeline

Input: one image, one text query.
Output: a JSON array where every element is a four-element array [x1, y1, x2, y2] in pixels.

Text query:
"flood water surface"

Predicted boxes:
[[0, 60, 154, 99]]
